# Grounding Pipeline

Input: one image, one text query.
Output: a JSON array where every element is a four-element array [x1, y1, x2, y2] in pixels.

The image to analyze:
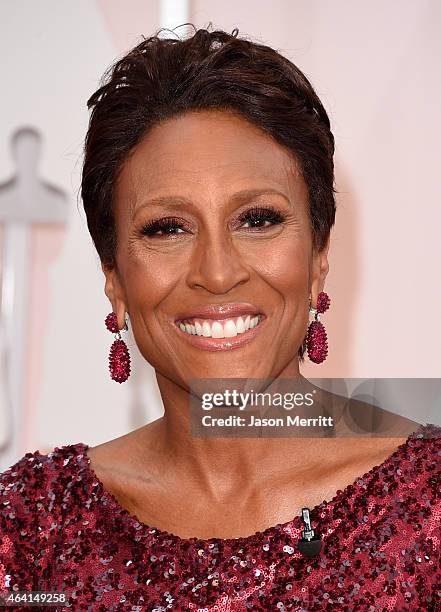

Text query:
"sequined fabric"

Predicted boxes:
[[0, 424, 440, 611]]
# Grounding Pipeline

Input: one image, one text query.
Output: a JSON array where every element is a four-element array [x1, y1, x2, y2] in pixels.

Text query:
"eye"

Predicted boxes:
[[139, 217, 188, 237], [237, 205, 286, 229]]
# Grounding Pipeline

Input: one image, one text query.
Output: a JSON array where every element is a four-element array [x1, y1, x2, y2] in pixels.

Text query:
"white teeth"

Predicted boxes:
[[177, 314, 262, 338], [211, 321, 224, 338], [224, 320, 237, 337], [250, 316, 259, 329], [236, 317, 245, 334], [202, 321, 211, 337]]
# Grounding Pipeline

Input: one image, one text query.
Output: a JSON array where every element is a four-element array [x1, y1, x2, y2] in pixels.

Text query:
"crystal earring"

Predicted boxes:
[[306, 291, 330, 364], [105, 312, 131, 383]]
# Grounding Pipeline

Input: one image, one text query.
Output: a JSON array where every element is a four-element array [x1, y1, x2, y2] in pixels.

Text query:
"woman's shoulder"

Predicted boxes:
[[400, 421, 440, 459], [0, 442, 88, 591], [368, 423, 441, 511], [385, 422, 440, 481], [0, 441, 87, 497], [0, 441, 89, 521]]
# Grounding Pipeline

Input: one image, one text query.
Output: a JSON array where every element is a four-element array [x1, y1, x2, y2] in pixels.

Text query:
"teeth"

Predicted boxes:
[[224, 320, 237, 337], [236, 317, 245, 334], [211, 321, 223, 338], [177, 315, 262, 338], [202, 321, 211, 337]]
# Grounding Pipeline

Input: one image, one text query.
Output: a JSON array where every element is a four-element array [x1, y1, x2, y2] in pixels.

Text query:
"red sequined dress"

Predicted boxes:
[[0, 424, 440, 611]]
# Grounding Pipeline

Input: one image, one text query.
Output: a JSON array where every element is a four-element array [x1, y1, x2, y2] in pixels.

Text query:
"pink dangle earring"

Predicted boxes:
[[306, 291, 330, 364], [105, 312, 131, 383]]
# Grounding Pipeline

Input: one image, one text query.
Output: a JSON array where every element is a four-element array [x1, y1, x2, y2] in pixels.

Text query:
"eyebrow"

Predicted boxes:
[[134, 188, 291, 215]]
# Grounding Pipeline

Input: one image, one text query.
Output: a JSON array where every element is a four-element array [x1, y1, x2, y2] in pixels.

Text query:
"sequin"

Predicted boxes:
[[0, 424, 439, 610]]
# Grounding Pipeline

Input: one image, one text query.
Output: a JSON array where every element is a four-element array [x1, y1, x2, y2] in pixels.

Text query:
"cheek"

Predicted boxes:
[[119, 246, 183, 313], [241, 232, 311, 293]]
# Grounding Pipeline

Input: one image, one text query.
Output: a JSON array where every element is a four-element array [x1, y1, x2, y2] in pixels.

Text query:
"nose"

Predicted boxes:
[[185, 228, 250, 294]]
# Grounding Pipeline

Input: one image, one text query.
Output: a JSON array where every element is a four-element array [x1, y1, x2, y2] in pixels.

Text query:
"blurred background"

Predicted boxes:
[[0, 0, 440, 470]]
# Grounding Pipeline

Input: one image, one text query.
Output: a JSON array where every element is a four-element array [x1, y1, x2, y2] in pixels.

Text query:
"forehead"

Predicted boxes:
[[114, 109, 304, 212]]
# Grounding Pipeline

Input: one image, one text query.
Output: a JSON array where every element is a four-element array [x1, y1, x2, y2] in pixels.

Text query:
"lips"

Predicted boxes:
[[174, 302, 263, 323]]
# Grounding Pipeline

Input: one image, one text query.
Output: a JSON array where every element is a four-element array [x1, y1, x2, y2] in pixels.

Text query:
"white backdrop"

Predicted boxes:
[[0, 0, 439, 468]]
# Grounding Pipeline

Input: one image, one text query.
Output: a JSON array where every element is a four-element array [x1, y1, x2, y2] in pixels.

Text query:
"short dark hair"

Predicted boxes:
[[81, 24, 336, 362]]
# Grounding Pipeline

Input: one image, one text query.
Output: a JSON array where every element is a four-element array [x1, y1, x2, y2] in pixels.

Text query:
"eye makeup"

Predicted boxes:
[[138, 204, 288, 238]]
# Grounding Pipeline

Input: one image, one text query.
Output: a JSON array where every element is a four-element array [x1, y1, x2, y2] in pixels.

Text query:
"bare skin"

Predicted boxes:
[[89, 109, 418, 540]]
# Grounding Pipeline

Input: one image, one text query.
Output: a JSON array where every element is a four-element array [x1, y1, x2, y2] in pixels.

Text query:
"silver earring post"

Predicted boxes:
[[309, 296, 320, 321]]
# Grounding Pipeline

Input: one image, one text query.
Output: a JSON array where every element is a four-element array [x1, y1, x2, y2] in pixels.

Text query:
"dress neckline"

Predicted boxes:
[[73, 423, 430, 546]]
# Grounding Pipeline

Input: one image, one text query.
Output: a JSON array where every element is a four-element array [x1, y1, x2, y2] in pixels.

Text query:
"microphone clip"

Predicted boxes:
[[297, 507, 322, 558]]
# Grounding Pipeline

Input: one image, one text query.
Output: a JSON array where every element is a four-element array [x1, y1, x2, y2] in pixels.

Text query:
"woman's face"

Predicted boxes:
[[105, 109, 329, 385]]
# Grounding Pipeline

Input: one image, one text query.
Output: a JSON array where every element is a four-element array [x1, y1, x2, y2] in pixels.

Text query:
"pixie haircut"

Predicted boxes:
[[81, 25, 336, 361]]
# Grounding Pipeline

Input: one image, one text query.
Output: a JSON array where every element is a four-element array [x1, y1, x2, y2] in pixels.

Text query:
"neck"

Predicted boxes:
[[139, 360, 336, 497]]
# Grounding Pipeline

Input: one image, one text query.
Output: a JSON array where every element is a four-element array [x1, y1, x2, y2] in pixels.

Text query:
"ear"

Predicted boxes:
[[310, 235, 330, 305], [101, 262, 128, 330]]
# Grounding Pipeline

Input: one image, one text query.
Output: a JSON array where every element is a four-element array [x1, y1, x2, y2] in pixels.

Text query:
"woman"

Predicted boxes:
[[0, 26, 439, 611]]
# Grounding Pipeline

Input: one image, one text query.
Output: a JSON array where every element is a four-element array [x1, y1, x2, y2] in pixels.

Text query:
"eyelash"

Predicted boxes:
[[139, 205, 286, 237]]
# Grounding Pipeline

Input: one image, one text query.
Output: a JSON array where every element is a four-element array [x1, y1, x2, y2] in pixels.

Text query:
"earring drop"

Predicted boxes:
[[105, 312, 131, 383], [306, 291, 330, 364]]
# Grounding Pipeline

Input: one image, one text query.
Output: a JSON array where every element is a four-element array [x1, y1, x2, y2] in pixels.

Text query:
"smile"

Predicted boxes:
[[175, 304, 266, 351]]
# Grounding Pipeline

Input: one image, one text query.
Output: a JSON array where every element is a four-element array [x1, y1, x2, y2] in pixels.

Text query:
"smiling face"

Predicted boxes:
[[104, 109, 329, 385]]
